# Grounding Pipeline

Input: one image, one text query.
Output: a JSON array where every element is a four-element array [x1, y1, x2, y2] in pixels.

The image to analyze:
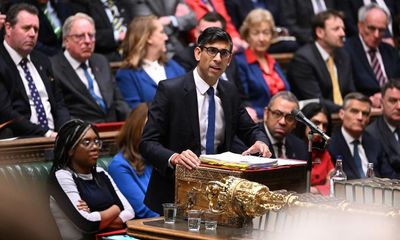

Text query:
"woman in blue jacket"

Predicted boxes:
[[108, 103, 159, 218], [236, 9, 290, 121], [116, 16, 185, 109]]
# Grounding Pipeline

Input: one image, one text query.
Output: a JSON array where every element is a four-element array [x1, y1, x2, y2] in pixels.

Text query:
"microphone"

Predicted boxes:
[[291, 109, 330, 141]]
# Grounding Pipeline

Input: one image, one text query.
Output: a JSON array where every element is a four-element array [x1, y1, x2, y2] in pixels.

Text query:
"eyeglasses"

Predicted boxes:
[[267, 108, 296, 124], [200, 46, 232, 59], [68, 33, 96, 42], [366, 25, 387, 35], [80, 138, 103, 149]]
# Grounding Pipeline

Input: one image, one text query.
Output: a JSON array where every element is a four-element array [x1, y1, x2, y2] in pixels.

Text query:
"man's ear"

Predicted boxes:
[[339, 108, 345, 120], [194, 46, 201, 61], [315, 27, 324, 40]]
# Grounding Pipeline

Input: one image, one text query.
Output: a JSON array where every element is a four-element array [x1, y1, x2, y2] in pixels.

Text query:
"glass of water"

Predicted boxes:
[[203, 210, 218, 231], [187, 210, 202, 231], [162, 203, 177, 224]]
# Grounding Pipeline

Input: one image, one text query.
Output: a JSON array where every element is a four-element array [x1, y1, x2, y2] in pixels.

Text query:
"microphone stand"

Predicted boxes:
[[306, 130, 314, 193]]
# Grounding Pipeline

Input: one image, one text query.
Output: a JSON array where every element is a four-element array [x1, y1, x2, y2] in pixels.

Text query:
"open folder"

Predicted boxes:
[[199, 152, 278, 170]]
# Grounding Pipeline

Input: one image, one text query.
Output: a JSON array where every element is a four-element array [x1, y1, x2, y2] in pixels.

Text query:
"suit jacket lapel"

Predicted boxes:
[[337, 130, 359, 178], [217, 80, 233, 151], [183, 73, 201, 153], [355, 37, 376, 80], [89, 58, 111, 109], [311, 44, 331, 89]]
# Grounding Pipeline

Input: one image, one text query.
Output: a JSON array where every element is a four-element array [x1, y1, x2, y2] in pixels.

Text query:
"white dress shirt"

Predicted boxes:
[[264, 123, 287, 159], [341, 127, 369, 174], [193, 67, 225, 154], [142, 59, 167, 85], [3, 40, 55, 132]]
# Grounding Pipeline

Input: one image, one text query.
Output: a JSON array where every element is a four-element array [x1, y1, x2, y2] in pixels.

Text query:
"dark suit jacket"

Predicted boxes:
[[69, 0, 128, 61], [0, 45, 70, 138], [51, 53, 130, 123], [264, 132, 308, 161], [345, 36, 400, 96], [337, 0, 400, 37], [329, 129, 395, 180], [172, 45, 245, 100], [139, 72, 269, 214], [288, 43, 355, 113], [366, 116, 400, 178], [281, 0, 335, 45]]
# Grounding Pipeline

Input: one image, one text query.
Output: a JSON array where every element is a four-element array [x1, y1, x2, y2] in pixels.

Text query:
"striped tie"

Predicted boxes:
[[368, 49, 387, 86]]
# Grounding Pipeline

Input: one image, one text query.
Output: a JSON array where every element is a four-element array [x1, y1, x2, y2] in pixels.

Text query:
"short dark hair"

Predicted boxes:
[[311, 9, 344, 40], [342, 92, 371, 110], [199, 12, 226, 30], [6, 3, 38, 27], [267, 91, 299, 109], [381, 79, 400, 97], [197, 27, 233, 51]]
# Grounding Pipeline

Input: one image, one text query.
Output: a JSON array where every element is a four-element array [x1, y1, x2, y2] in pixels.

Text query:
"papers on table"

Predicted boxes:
[[200, 152, 277, 170]]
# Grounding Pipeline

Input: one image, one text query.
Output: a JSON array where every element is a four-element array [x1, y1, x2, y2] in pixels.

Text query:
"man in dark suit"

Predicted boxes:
[[345, 4, 400, 108], [0, 3, 69, 138], [173, 12, 245, 100], [51, 13, 129, 123], [281, 0, 335, 45], [262, 91, 307, 160], [366, 80, 400, 179], [140, 27, 271, 214], [329, 92, 395, 180], [288, 10, 355, 113], [69, 0, 128, 61]]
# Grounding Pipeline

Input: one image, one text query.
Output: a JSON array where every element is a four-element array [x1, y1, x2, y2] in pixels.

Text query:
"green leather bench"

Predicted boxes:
[[0, 157, 113, 188]]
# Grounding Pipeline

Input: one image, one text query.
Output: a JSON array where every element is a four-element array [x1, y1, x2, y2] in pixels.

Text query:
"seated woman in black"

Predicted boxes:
[[48, 120, 134, 239]]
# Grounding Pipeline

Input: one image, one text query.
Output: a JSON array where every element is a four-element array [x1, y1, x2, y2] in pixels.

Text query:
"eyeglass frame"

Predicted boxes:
[[80, 138, 103, 149], [198, 46, 232, 59], [266, 107, 296, 124], [366, 25, 387, 35], [68, 33, 96, 42]]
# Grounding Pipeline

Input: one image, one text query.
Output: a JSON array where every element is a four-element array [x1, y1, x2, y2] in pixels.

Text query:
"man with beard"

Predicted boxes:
[[288, 9, 355, 113], [50, 13, 129, 123]]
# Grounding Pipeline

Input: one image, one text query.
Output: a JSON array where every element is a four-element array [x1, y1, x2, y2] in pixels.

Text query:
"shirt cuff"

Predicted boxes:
[[45, 130, 53, 137], [168, 153, 177, 169], [119, 210, 134, 223]]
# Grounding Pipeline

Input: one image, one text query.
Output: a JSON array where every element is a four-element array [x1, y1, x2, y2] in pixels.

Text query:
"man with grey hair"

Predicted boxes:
[[50, 13, 130, 123], [262, 91, 307, 160], [345, 3, 400, 108], [329, 92, 395, 179]]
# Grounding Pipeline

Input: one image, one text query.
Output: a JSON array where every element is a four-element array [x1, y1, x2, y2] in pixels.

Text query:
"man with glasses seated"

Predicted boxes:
[[139, 27, 272, 214], [50, 13, 130, 123], [262, 91, 307, 160], [345, 3, 400, 109]]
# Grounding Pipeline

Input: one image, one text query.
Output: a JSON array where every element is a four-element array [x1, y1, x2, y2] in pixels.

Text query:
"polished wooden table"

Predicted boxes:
[[127, 217, 274, 240]]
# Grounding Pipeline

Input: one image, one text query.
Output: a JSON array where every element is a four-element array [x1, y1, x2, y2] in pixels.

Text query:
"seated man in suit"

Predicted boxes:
[[366, 80, 400, 178], [262, 91, 307, 160], [0, 3, 69, 138], [51, 13, 130, 123], [173, 12, 245, 100], [329, 92, 395, 180], [288, 9, 355, 113], [139, 27, 271, 214], [345, 4, 400, 108]]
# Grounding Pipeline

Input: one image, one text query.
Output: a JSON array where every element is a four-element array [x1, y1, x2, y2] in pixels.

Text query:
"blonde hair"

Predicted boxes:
[[121, 15, 167, 69], [239, 9, 276, 42]]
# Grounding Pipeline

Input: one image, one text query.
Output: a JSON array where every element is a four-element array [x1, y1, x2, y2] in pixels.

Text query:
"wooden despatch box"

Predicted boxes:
[[175, 163, 306, 227]]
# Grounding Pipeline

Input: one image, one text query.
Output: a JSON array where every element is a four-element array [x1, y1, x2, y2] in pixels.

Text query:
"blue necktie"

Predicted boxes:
[[80, 63, 107, 112], [395, 128, 400, 143], [206, 87, 215, 154], [20, 58, 49, 129], [353, 140, 365, 178]]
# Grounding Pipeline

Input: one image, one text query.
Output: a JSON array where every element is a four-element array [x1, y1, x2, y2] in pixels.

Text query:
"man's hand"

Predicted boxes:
[[0, 14, 5, 30], [171, 150, 200, 170], [175, 3, 190, 17], [242, 140, 272, 158], [159, 16, 172, 26], [369, 92, 382, 108]]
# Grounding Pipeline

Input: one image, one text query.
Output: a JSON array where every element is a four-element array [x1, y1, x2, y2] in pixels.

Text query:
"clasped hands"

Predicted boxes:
[[171, 140, 272, 170]]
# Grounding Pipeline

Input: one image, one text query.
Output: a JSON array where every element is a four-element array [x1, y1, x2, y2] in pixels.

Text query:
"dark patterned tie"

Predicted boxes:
[[368, 49, 387, 86], [80, 63, 107, 112], [353, 140, 365, 178], [19, 58, 48, 129], [275, 142, 284, 158], [395, 128, 400, 143], [206, 87, 215, 154]]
